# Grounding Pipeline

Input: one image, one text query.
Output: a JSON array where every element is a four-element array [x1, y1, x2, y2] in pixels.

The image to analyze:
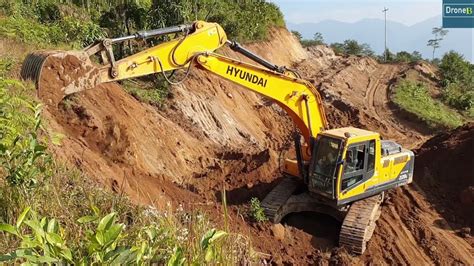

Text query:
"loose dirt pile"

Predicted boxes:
[[35, 28, 473, 264], [415, 123, 474, 232]]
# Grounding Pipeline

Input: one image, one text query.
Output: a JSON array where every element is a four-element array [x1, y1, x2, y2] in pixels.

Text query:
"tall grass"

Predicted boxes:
[[393, 80, 464, 129]]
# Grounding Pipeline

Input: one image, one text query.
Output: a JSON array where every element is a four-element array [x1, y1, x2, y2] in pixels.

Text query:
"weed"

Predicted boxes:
[[249, 197, 268, 223], [123, 79, 170, 108]]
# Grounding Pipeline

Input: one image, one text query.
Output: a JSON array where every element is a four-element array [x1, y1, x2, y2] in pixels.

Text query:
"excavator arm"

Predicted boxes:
[[21, 20, 327, 144]]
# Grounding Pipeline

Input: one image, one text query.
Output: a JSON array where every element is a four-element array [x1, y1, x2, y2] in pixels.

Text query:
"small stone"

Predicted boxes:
[[246, 182, 253, 188], [460, 227, 471, 238], [226, 92, 233, 99], [271, 224, 286, 240], [273, 256, 283, 265], [429, 245, 437, 252]]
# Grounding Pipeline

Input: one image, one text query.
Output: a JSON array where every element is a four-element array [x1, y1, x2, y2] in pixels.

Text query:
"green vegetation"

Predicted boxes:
[[381, 49, 423, 63], [148, 0, 285, 42], [292, 31, 325, 47], [1, 204, 250, 264], [0, 2, 104, 48], [123, 78, 170, 108], [330, 39, 374, 57], [438, 51, 474, 117], [0, 72, 254, 264], [1, 0, 284, 45], [393, 80, 463, 129], [249, 198, 267, 223]]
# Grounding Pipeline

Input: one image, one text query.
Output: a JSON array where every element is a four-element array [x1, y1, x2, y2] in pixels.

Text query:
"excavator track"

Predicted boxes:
[[339, 193, 383, 254], [261, 177, 300, 223]]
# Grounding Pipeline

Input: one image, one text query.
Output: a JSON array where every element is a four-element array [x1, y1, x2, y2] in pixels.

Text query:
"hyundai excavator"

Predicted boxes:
[[21, 21, 414, 254]]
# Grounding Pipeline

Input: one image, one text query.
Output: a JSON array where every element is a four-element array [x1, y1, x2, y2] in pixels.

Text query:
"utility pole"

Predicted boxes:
[[383, 7, 389, 62]]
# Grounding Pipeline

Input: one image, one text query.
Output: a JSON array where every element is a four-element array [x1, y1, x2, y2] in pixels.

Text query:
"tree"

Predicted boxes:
[[313, 32, 324, 45], [339, 39, 374, 56], [427, 27, 448, 60], [297, 32, 325, 47], [439, 51, 472, 87], [360, 43, 374, 57], [438, 51, 474, 111], [382, 48, 394, 62], [411, 51, 423, 61], [291, 30, 302, 41], [395, 51, 413, 63], [343, 39, 363, 55], [330, 42, 344, 54]]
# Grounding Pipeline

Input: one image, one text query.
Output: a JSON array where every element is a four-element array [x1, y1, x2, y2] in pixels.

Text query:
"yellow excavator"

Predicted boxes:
[[21, 21, 414, 254]]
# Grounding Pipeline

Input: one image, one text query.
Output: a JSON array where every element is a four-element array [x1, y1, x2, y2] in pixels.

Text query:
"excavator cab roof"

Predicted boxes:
[[321, 127, 379, 141]]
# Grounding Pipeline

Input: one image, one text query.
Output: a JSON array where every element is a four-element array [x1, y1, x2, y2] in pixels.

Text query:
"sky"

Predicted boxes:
[[270, 0, 441, 26]]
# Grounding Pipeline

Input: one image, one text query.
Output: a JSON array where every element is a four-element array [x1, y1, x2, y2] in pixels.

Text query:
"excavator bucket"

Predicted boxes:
[[21, 50, 101, 106]]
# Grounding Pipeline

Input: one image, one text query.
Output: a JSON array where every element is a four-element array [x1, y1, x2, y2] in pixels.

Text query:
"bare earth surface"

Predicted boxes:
[[35, 28, 473, 264]]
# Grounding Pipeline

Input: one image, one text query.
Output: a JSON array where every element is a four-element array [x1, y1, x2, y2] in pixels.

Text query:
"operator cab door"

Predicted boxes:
[[339, 140, 376, 198]]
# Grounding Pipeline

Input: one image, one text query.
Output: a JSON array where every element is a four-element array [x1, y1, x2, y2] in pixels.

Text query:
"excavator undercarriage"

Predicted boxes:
[[261, 177, 383, 254]]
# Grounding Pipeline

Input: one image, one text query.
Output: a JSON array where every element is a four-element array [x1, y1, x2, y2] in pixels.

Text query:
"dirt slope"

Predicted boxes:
[[37, 28, 474, 264], [295, 46, 432, 148]]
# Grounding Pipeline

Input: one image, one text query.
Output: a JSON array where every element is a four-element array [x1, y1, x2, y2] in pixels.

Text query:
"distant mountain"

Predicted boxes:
[[287, 16, 473, 62]]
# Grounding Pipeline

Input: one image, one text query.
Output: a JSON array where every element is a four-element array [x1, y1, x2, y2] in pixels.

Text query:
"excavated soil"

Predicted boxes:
[[415, 123, 474, 233], [36, 28, 473, 264]]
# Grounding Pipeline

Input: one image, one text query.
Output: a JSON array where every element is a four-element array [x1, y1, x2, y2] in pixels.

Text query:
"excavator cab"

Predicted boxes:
[[307, 127, 414, 206]]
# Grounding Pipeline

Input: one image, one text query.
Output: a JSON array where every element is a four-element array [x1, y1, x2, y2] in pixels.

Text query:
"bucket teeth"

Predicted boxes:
[[21, 52, 50, 86]]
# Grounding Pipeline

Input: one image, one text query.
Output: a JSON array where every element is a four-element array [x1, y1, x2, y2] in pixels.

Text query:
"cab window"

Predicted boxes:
[[341, 144, 366, 191], [344, 144, 365, 173]]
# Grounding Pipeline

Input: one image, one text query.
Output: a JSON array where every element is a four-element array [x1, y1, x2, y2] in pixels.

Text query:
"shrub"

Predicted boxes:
[[0, 79, 50, 187], [0, 16, 64, 46], [442, 83, 473, 116], [60, 16, 105, 47], [437, 51, 473, 116], [148, 0, 284, 42]]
